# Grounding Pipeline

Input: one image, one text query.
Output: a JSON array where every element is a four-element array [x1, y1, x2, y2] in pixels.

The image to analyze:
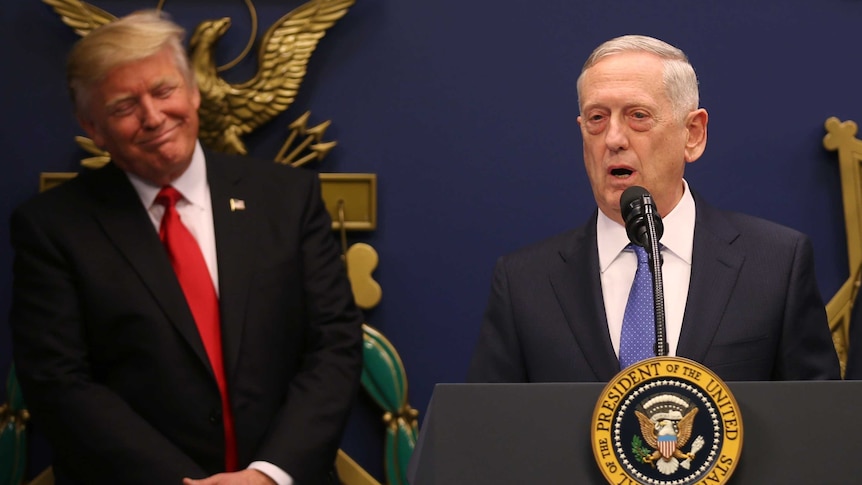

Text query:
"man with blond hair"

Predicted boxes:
[[11, 10, 363, 484]]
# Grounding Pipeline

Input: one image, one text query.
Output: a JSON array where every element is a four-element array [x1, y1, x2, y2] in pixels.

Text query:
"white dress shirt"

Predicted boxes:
[[127, 141, 219, 293], [598, 180, 696, 358], [125, 141, 293, 485]]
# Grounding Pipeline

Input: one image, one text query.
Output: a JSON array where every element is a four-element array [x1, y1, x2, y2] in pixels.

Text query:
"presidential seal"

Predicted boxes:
[[591, 357, 743, 485]]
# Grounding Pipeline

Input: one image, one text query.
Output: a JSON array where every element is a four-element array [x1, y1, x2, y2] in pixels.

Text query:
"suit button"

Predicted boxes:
[[209, 409, 222, 424]]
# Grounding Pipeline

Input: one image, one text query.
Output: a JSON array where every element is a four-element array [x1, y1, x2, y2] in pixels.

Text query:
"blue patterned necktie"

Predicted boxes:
[[619, 244, 656, 369]]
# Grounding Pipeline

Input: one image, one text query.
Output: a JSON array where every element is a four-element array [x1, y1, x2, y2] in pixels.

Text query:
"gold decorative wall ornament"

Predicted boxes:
[[275, 112, 337, 167], [332, 180, 418, 485], [44, 0, 353, 160], [190, 0, 355, 156], [334, 197, 383, 309], [823, 117, 862, 376], [0, 366, 30, 485], [323, 173, 377, 231], [42, 0, 112, 36], [346, 243, 383, 309]]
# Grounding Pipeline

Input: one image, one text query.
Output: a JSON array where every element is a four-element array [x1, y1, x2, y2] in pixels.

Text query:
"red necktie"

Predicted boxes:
[[155, 186, 238, 471]]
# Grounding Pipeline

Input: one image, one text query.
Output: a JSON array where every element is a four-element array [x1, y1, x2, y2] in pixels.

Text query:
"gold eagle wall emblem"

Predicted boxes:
[[43, 0, 355, 158]]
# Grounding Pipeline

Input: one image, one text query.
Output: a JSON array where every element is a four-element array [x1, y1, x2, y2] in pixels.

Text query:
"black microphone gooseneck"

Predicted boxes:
[[620, 186, 668, 357]]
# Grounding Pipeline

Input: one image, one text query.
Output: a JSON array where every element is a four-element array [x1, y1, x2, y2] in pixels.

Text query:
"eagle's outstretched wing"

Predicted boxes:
[[194, 0, 355, 154], [42, 0, 115, 37], [635, 411, 658, 448], [42, 0, 353, 156], [676, 407, 699, 447]]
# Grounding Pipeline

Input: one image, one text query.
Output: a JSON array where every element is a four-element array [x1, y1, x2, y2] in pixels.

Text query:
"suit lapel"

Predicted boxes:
[[549, 213, 620, 381], [85, 163, 211, 368], [206, 151, 255, 380], [677, 194, 744, 362]]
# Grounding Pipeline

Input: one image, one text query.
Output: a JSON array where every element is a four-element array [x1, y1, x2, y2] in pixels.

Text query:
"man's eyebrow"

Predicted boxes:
[[104, 77, 179, 107], [151, 79, 173, 89], [582, 100, 658, 113], [580, 103, 607, 112], [153, 77, 181, 89], [105, 93, 137, 110]]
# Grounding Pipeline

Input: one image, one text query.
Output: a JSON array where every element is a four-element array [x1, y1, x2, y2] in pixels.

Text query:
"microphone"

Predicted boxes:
[[619, 186, 668, 357], [620, 186, 663, 251]]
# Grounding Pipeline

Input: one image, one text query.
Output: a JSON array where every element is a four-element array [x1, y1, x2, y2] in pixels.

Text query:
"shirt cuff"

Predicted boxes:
[[248, 461, 293, 485]]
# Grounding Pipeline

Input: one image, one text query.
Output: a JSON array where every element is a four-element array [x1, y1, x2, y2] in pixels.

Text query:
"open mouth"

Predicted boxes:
[[610, 168, 633, 178]]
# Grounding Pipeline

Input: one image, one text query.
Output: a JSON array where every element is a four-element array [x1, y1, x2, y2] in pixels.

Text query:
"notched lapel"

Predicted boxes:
[[549, 220, 620, 381], [677, 203, 744, 363], [87, 164, 212, 369], [207, 153, 255, 380]]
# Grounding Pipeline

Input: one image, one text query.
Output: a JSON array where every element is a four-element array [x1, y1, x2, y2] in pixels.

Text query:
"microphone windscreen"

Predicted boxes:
[[620, 185, 649, 220]]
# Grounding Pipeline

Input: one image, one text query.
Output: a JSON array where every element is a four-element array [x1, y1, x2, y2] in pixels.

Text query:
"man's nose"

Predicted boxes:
[[138, 96, 165, 128], [605, 117, 629, 151]]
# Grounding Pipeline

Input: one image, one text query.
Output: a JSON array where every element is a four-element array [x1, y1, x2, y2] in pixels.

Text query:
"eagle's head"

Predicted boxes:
[[189, 17, 232, 56], [656, 419, 676, 437]]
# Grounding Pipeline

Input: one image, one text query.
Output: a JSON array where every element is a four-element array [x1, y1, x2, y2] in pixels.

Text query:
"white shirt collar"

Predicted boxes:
[[597, 179, 696, 272], [661, 179, 695, 265], [126, 140, 207, 209]]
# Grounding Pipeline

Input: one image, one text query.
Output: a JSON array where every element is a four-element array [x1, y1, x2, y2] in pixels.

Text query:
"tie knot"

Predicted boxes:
[[627, 243, 649, 264], [155, 186, 183, 209]]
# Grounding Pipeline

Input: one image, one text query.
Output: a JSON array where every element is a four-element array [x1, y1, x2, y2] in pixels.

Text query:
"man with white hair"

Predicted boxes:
[[467, 35, 839, 383]]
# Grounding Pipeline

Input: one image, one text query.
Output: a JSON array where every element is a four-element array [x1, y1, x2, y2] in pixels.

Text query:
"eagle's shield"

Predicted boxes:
[[658, 435, 676, 460]]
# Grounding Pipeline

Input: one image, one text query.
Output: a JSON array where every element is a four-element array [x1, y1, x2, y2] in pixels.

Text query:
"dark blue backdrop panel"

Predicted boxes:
[[3, 0, 861, 481]]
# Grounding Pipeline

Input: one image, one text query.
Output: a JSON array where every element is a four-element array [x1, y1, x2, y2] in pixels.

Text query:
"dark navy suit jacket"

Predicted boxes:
[[10, 151, 363, 484], [467, 192, 840, 383], [842, 284, 862, 379]]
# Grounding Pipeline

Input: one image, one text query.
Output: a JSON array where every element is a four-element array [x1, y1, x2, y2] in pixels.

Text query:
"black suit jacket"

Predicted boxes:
[[467, 192, 839, 383], [842, 283, 862, 379], [10, 151, 364, 484]]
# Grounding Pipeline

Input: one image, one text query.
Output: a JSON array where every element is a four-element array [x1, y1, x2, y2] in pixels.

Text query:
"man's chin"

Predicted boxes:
[[131, 155, 193, 185], [147, 145, 194, 166]]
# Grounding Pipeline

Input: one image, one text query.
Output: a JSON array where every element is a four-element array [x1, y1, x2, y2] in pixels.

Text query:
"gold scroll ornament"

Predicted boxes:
[[823, 117, 862, 376]]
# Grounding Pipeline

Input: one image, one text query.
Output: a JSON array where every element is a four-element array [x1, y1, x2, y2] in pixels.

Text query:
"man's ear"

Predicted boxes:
[[77, 114, 104, 149], [683, 108, 708, 163]]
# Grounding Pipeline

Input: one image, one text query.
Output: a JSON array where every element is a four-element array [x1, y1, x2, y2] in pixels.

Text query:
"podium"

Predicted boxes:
[[408, 381, 862, 484]]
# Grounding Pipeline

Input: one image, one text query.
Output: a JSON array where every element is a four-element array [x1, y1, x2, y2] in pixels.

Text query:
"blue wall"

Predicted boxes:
[[3, 0, 861, 481]]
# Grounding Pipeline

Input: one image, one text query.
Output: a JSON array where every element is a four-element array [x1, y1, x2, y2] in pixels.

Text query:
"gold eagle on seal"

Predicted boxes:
[[635, 406, 703, 475], [43, 0, 354, 157]]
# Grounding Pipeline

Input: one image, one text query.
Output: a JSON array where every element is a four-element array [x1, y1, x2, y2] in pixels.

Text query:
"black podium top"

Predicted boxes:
[[409, 381, 862, 485]]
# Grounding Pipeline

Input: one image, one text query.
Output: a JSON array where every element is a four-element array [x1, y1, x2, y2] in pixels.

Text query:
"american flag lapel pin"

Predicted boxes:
[[229, 198, 246, 212]]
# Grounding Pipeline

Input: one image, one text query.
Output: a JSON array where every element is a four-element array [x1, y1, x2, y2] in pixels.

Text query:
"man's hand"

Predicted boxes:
[[183, 469, 276, 485]]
